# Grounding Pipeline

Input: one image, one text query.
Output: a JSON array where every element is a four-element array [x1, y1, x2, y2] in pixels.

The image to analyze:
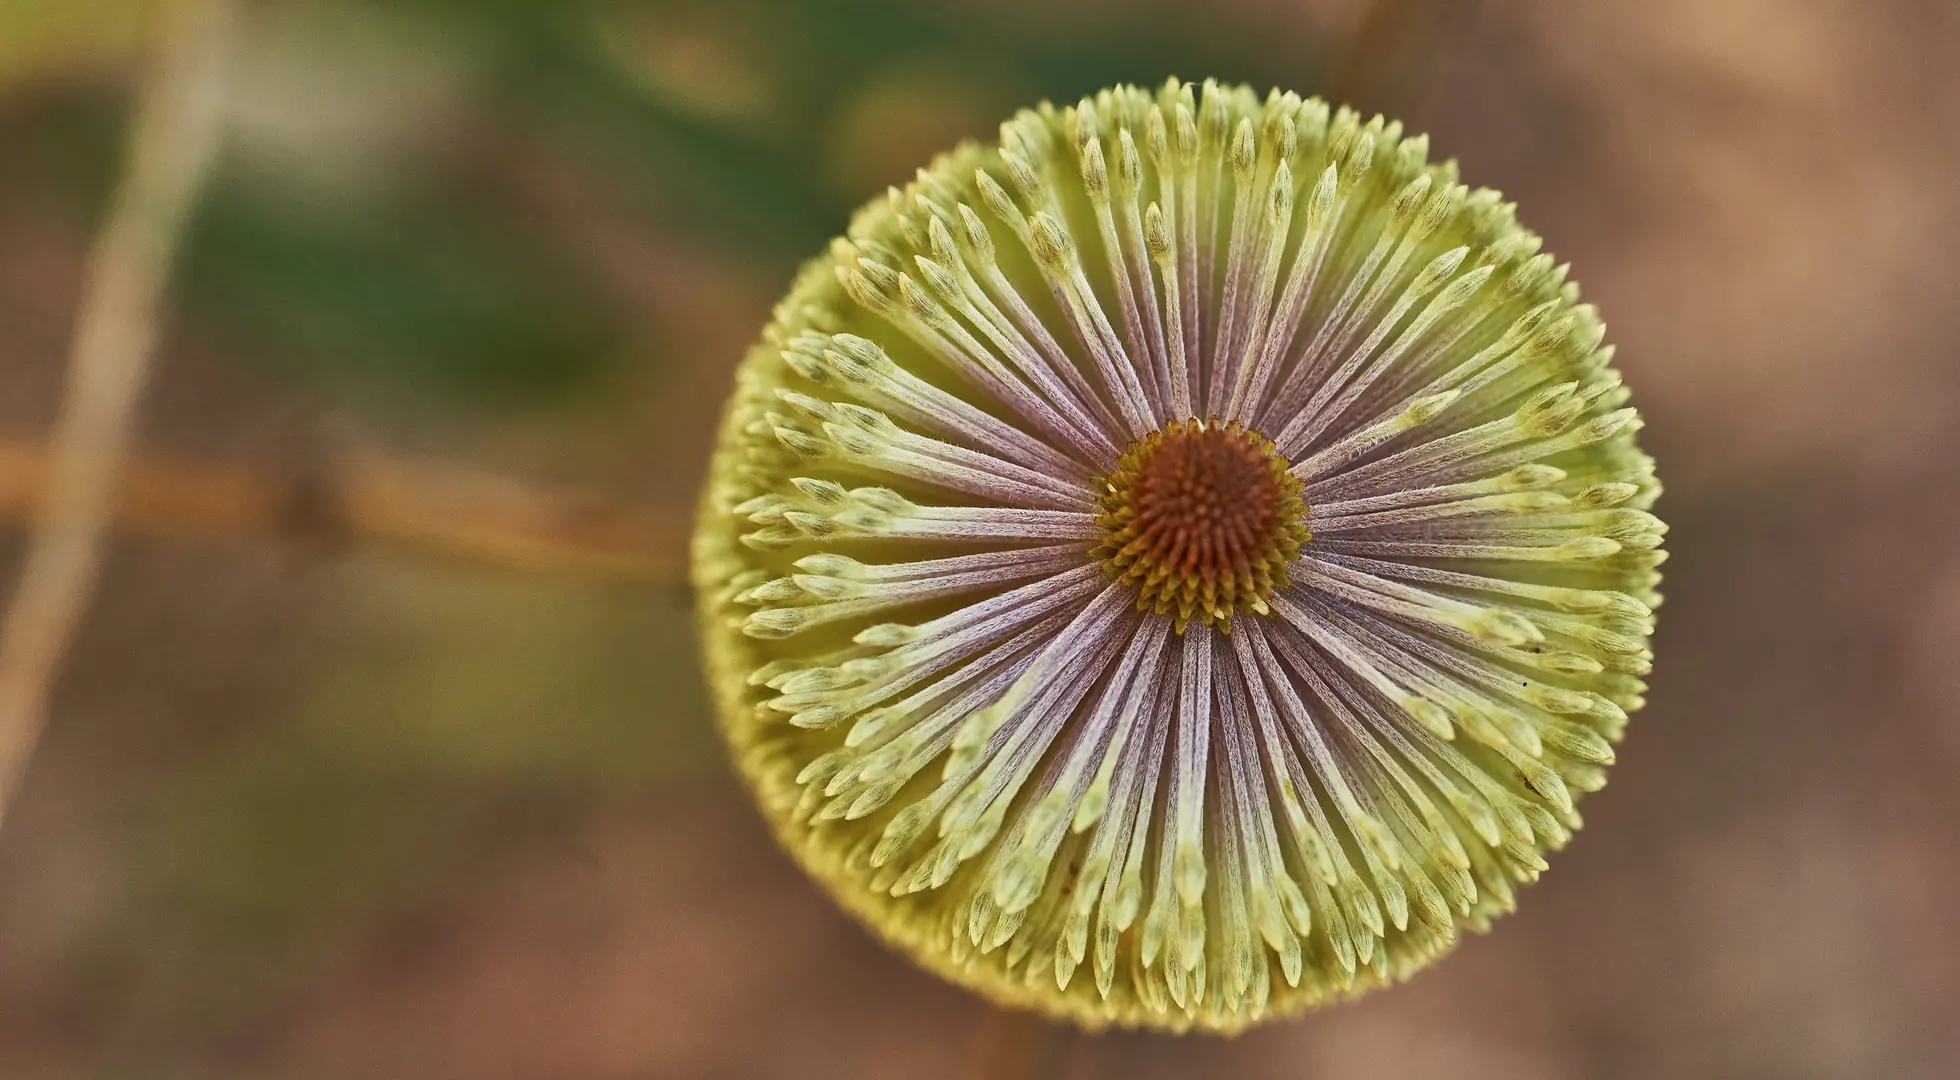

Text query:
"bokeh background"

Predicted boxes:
[[1, 1, 1957, 1077]]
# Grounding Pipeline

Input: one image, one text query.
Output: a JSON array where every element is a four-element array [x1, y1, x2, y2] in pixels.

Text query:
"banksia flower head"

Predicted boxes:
[[694, 79, 1662, 1032]]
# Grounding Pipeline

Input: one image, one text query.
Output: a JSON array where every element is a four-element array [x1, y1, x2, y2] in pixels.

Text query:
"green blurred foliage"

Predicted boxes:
[[185, 183, 626, 403], [104, 562, 710, 1041], [174, 0, 1330, 404], [11, 1, 1335, 408]]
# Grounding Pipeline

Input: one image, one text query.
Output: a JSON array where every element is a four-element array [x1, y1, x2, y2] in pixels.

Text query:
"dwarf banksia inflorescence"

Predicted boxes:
[[693, 79, 1662, 1032]]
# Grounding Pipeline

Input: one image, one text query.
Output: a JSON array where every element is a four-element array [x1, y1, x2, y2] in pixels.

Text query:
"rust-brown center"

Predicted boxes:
[[1092, 418, 1311, 630]]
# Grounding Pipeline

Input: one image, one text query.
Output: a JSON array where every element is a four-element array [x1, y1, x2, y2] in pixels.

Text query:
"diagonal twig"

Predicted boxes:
[[0, 0, 237, 826]]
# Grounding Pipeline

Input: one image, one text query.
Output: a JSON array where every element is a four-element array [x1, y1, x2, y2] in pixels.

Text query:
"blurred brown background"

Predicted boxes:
[[1, 1, 1957, 1077]]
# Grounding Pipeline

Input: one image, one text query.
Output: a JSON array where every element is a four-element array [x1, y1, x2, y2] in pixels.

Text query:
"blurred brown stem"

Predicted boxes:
[[0, 438, 688, 584], [966, 1005, 1069, 1080], [0, 0, 235, 826]]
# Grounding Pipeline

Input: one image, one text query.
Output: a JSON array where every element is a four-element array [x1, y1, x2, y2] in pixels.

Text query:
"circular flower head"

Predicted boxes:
[[694, 79, 1662, 1032]]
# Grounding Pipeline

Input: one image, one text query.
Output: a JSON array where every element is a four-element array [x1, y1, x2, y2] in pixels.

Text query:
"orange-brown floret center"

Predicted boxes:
[[1092, 418, 1311, 630]]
